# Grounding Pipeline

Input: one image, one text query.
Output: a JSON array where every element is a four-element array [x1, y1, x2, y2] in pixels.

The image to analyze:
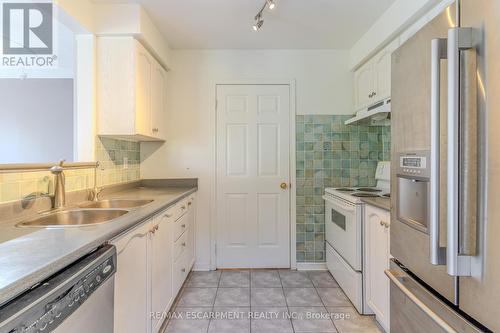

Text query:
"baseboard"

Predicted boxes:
[[192, 262, 211, 271], [296, 262, 328, 271]]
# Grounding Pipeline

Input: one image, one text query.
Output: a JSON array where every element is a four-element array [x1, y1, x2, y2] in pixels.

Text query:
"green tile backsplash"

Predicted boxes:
[[0, 137, 141, 204], [296, 115, 390, 263]]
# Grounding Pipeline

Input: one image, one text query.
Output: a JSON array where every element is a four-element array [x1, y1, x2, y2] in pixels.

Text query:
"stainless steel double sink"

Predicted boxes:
[[17, 199, 154, 228]]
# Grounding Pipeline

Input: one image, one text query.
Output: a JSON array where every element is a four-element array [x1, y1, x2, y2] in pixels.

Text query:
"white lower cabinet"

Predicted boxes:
[[112, 222, 151, 333], [364, 204, 391, 332], [112, 192, 197, 333], [151, 213, 174, 333]]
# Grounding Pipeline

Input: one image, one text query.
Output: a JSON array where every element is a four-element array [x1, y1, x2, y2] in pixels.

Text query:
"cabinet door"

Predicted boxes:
[[151, 214, 173, 333], [354, 62, 375, 110], [186, 195, 196, 264], [112, 222, 151, 333], [151, 61, 166, 140], [364, 205, 390, 332], [373, 40, 399, 101], [136, 42, 153, 136]]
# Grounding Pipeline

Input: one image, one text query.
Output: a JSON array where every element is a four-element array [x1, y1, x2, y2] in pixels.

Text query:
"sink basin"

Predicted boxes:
[[17, 209, 129, 228], [79, 199, 154, 209]]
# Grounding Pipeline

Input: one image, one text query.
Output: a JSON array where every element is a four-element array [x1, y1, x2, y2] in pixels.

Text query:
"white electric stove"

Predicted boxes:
[[323, 161, 390, 314]]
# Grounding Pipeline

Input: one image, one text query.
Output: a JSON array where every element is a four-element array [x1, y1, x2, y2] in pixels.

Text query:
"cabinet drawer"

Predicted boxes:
[[173, 213, 190, 241], [173, 228, 189, 263], [173, 250, 190, 294], [160, 204, 182, 222]]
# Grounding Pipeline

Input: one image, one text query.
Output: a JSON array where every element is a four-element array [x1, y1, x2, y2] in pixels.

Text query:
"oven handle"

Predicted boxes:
[[322, 195, 356, 213], [430, 38, 447, 265]]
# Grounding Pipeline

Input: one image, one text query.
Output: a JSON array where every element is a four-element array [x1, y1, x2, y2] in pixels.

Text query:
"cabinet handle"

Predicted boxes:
[[181, 224, 186, 228], [182, 242, 186, 247], [155, 225, 159, 231], [181, 205, 186, 210], [188, 201, 192, 206], [152, 128, 159, 133], [181, 268, 186, 272], [380, 221, 390, 228], [164, 213, 173, 218]]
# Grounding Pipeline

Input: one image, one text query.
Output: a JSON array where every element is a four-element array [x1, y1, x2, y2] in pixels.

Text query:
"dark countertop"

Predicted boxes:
[[0, 181, 197, 307], [361, 196, 391, 211]]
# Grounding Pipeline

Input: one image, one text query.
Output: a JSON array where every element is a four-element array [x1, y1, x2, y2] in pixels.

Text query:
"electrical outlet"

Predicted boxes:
[[123, 157, 128, 169]]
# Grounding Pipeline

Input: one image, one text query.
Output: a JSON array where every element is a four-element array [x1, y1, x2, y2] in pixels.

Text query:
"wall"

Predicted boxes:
[[141, 49, 353, 269], [0, 137, 140, 203], [295, 115, 390, 262]]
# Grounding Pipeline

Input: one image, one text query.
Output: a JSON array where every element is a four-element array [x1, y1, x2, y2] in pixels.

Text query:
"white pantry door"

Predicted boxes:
[[216, 84, 291, 268]]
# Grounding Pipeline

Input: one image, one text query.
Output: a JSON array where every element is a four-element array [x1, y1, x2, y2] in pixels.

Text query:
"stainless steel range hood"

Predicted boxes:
[[345, 98, 391, 126]]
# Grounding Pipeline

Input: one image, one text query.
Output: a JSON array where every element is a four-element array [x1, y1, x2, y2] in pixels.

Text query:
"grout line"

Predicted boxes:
[[249, 270, 252, 333], [206, 270, 222, 333], [279, 269, 296, 333], [314, 279, 340, 333]]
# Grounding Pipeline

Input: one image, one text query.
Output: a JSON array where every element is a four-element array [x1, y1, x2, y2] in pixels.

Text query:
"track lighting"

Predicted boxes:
[[253, 19, 264, 31], [252, 0, 277, 31], [253, 13, 264, 31]]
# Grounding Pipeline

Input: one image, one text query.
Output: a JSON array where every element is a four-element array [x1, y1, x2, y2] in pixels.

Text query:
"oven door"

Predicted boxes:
[[324, 194, 361, 271]]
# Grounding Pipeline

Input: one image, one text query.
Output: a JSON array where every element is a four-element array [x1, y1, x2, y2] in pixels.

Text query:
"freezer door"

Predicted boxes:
[[391, 3, 457, 303], [387, 260, 482, 333], [458, 0, 500, 331]]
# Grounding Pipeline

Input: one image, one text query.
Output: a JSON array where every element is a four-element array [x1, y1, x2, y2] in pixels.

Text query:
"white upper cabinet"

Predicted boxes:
[[353, 39, 399, 111], [364, 204, 391, 332], [354, 64, 375, 111], [151, 57, 167, 139], [97, 37, 167, 142]]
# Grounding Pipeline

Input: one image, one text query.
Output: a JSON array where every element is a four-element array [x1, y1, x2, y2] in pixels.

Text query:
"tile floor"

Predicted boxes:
[[163, 270, 383, 333]]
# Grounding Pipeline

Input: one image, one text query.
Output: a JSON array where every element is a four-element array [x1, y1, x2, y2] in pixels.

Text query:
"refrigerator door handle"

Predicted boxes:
[[447, 27, 476, 276], [385, 268, 458, 333], [430, 38, 447, 265]]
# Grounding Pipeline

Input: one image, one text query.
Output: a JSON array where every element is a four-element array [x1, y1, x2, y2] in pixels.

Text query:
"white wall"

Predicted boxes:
[[141, 49, 352, 269]]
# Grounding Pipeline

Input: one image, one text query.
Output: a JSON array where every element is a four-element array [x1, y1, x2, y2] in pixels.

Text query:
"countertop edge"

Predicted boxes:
[[361, 197, 391, 211], [0, 186, 197, 307]]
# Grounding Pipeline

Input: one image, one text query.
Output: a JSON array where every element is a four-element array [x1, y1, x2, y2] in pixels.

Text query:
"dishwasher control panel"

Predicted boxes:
[[0, 245, 116, 333]]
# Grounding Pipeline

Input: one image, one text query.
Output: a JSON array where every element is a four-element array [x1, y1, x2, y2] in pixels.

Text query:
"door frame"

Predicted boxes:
[[210, 79, 297, 270]]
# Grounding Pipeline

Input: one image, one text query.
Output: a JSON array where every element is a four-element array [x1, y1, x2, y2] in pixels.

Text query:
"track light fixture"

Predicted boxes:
[[252, 0, 277, 31]]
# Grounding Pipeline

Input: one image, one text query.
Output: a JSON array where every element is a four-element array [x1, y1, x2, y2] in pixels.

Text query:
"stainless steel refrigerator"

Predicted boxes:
[[388, 0, 500, 332]]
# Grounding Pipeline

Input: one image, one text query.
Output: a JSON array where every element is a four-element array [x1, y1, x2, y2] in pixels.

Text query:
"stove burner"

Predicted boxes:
[[355, 188, 382, 193], [351, 192, 380, 198], [335, 188, 355, 192]]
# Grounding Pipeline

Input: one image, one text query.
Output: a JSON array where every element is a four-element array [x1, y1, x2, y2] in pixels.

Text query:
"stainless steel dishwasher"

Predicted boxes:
[[0, 245, 116, 333]]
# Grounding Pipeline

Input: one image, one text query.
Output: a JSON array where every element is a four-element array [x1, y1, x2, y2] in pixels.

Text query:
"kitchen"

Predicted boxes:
[[0, 0, 498, 332]]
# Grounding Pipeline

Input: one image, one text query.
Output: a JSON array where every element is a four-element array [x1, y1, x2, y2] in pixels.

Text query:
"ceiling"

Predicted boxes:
[[92, 0, 396, 49]]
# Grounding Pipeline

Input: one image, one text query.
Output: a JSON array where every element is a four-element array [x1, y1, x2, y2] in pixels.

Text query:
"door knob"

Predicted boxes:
[[280, 183, 288, 190]]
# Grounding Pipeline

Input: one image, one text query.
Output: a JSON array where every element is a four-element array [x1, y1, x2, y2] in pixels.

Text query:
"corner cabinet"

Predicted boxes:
[[111, 192, 197, 333], [97, 37, 167, 142], [364, 204, 391, 332], [353, 39, 399, 111]]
